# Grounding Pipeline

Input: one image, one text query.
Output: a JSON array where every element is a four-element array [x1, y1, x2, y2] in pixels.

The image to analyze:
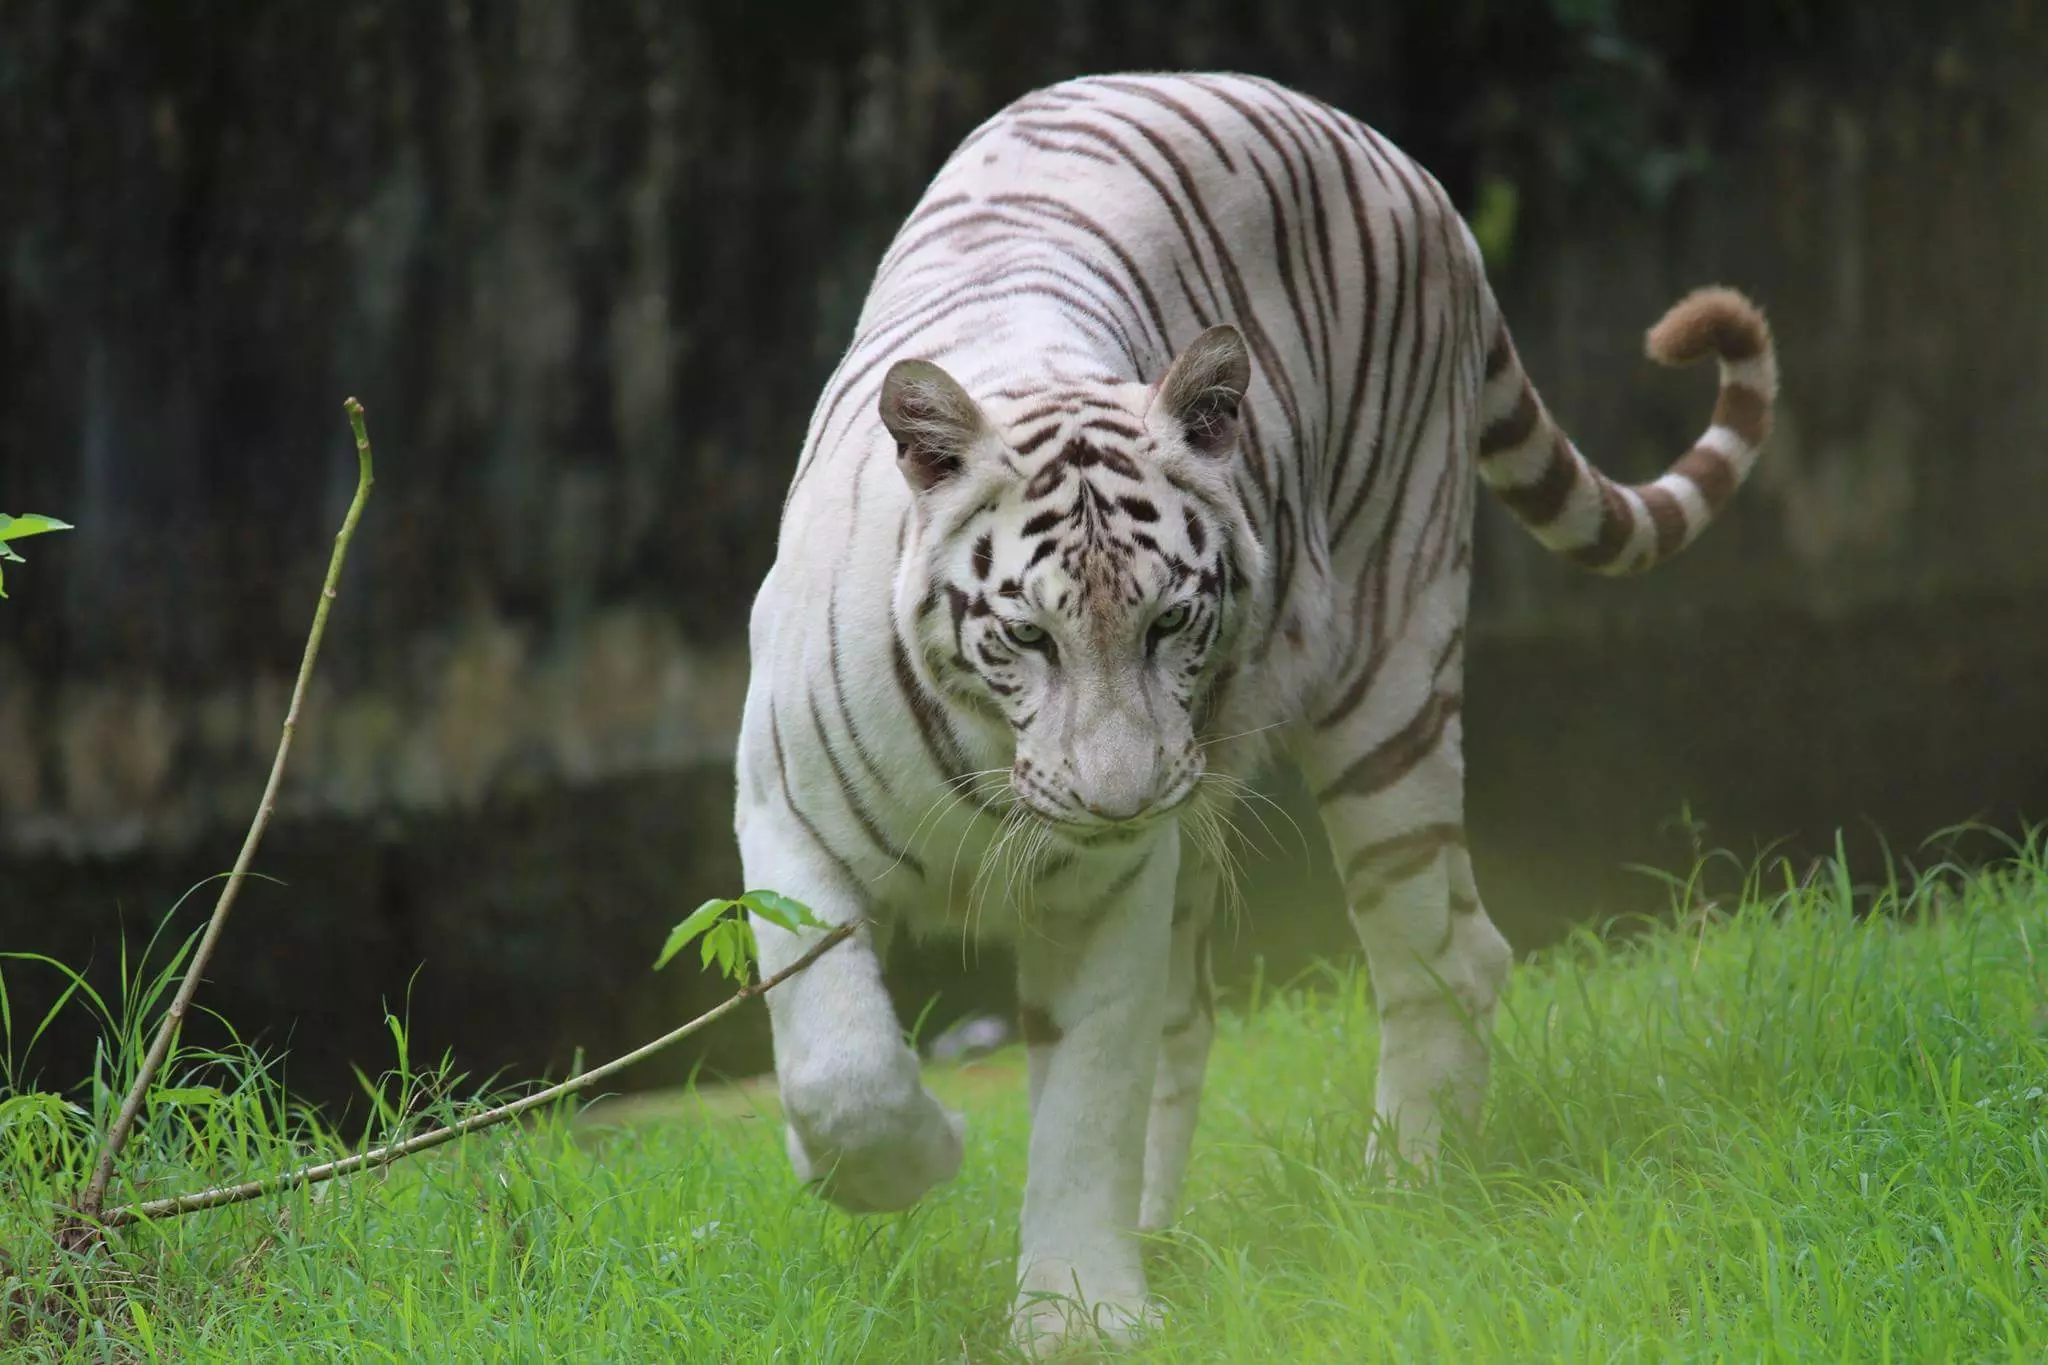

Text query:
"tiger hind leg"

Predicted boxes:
[[1301, 601, 1513, 1173]]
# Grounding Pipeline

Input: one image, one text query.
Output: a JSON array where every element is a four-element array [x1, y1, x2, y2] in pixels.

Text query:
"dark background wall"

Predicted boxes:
[[3, 0, 2044, 1115]]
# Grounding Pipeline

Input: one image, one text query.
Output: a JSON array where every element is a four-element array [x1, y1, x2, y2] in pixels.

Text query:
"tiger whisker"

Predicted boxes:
[[1009, 819, 1055, 926], [887, 768, 1013, 887], [969, 800, 1033, 930], [921, 775, 1011, 849], [988, 809, 1046, 935], [1196, 771, 1307, 861], [1199, 720, 1288, 750], [902, 767, 1009, 853], [949, 786, 1021, 931], [1182, 795, 1251, 935]]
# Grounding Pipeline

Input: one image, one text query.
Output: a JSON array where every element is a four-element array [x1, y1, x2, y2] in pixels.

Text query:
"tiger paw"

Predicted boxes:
[[1009, 1258, 1162, 1358], [1009, 1294, 1163, 1359], [780, 1065, 965, 1213]]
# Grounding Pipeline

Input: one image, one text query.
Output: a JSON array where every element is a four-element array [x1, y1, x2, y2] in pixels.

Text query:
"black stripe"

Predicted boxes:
[[1211, 81, 1327, 390], [1124, 88, 1310, 451], [1411, 446, 1465, 597], [1335, 155, 1444, 548], [808, 693, 924, 877], [986, 193, 1174, 355], [1014, 128, 1119, 165], [1316, 112, 1381, 517], [769, 708, 866, 892], [1250, 153, 1321, 384], [873, 207, 1030, 288], [1493, 439, 1577, 526], [1431, 913, 1456, 960], [1565, 480, 1636, 569], [1317, 691, 1461, 804], [1015, 424, 1061, 456], [1008, 118, 1230, 338], [1263, 96, 1342, 459], [1252, 495, 1296, 661], [1335, 240, 1447, 551], [890, 631, 968, 780], [1315, 639, 1388, 731], [1484, 325, 1514, 382], [1343, 822, 1465, 894], [1480, 384, 1540, 457], [1090, 77, 1239, 171], [1332, 188, 1408, 552], [826, 586, 893, 795]]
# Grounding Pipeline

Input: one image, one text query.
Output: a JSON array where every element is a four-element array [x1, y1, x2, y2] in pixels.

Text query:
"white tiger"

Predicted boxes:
[[732, 72, 1776, 1351]]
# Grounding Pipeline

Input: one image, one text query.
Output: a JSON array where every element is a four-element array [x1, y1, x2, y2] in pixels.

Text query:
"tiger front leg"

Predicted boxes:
[[1009, 836, 1179, 1356], [743, 818, 964, 1214], [1139, 855, 1220, 1233]]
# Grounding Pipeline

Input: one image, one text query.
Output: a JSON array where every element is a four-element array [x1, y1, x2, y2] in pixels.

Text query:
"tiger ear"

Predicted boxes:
[[880, 358, 991, 492], [1150, 325, 1251, 457]]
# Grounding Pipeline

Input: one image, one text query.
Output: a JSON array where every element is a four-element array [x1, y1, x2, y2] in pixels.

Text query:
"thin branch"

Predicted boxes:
[[98, 923, 854, 1229], [78, 399, 377, 1221]]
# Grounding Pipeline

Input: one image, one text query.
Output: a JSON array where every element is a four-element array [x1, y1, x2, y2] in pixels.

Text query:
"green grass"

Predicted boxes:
[[7, 836, 2048, 1361]]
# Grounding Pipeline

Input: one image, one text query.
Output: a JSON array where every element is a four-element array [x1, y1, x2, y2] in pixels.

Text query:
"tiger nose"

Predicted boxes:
[[1084, 796, 1147, 823]]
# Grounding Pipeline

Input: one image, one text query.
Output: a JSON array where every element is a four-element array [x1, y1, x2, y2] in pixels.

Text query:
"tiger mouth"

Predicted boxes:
[[1047, 821, 1151, 848], [1019, 784, 1198, 846]]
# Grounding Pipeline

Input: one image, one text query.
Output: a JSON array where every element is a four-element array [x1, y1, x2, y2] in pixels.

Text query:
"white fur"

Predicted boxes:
[[731, 71, 1751, 1353], [1721, 352, 1779, 399]]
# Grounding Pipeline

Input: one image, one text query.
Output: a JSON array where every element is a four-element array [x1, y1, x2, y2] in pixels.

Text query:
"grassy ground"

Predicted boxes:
[[7, 837, 2048, 1361]]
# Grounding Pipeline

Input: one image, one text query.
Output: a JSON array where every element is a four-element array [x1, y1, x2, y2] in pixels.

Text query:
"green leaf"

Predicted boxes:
[[700, 922, 730, 979], [0, 513, 73, 600], [0, 514, 74, 542], [654, 898, 736, 970], [656, 888, 820, 980], [738, 890, 824, 932]]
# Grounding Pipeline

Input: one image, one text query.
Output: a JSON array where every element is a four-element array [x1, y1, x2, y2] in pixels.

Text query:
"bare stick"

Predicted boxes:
[[77, 400, 377, 1221], [98, 923, 854, 1229]]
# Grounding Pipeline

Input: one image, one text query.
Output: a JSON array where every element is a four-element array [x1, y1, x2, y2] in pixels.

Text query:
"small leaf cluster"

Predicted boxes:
[[0, 513, 72, 598], [653, 891, 825, 983]]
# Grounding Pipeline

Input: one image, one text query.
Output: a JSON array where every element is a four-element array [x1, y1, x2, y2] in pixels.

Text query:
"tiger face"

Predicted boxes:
[[882, 327, 1267, 840]]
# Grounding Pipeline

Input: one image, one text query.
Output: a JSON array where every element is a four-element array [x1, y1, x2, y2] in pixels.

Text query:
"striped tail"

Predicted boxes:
[[1475, 287, 1778, 576]]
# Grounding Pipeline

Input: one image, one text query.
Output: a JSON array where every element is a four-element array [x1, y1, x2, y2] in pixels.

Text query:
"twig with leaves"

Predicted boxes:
[[68, 400, 376, 1235], [57, 398, 846, 1246], [96, 914, 850, 1229]]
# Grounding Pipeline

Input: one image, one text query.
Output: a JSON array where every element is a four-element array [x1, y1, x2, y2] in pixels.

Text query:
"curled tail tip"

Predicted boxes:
[[1644, 285, 1774, 378]]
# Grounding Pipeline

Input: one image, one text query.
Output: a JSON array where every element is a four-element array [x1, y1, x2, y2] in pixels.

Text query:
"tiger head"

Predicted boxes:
[[881, 327, 1268, 840]]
